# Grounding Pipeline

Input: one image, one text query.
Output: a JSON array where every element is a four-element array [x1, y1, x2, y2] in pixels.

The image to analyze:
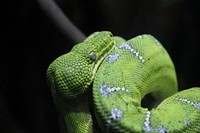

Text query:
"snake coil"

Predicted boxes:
[[47, 31, 200, 133]]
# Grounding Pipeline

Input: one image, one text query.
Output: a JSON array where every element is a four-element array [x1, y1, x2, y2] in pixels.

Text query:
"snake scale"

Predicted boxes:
[[47, 31, 200, 133]]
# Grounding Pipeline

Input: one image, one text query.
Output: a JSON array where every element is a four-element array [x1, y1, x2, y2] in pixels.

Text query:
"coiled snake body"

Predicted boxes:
[[47, 31, 200, 133]]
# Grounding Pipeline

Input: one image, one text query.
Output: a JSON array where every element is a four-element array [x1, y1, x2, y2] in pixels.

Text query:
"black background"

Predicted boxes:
[[1, 0, 199, 133]]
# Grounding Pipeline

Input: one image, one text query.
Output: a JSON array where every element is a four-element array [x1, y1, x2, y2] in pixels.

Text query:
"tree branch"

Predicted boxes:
[[37, 0, 86, 43]]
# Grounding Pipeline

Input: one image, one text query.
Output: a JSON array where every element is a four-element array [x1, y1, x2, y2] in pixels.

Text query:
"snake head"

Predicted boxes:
[[47, 31, 114, 99]]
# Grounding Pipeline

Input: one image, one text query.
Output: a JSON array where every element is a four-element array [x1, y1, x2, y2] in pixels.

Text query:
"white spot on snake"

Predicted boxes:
[[184, 120, 190, 126], [100, 84, 130, 96], [136, 52, 139, 57], [118, 42, 132, 50], [143, 111, 151, 132], [196, 103, 200, 110], [142, 59, 145, 63], [137, 35, 143, 39], [93, 31, 99, 35], [106, 53, 119, 62], [100, 84, 111, 96], [110, 108, 123, 120], [118, 42, 145, 63], [154, 126, 168, 133], [143, 111, 168, 133], [107, 108, 123, 125], [116, 87, 120, 91], [177, 98, 200, 110]]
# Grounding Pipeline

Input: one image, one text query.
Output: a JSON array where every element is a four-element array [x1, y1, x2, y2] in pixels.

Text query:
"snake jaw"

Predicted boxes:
[[47, 31, 115, 100]]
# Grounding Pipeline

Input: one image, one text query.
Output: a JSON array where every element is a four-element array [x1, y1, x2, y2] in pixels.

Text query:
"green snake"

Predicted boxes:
[[47, 31, 200, 133]]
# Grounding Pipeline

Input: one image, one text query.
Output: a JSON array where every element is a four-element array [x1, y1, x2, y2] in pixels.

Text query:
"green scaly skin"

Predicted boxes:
[[47, 31, 114, 133], [47, 31, 200, 133]]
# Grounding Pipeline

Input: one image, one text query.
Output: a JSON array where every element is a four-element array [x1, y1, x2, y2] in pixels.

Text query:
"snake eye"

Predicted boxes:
[[89, 51, 96, 61]]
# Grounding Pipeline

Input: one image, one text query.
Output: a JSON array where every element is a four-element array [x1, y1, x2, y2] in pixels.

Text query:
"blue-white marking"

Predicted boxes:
[[137, 35, 143, 39], [107, 108, 123, 124], [106, 53, 119, 62], [118, 42, 145, 63], [93, 31, 99, 35], [110, 108, 123, 120], [100, 84, 130, 96], [184, 120, 191, 126], [143, 111, 168, 133], [177, 98, 200, 110]]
